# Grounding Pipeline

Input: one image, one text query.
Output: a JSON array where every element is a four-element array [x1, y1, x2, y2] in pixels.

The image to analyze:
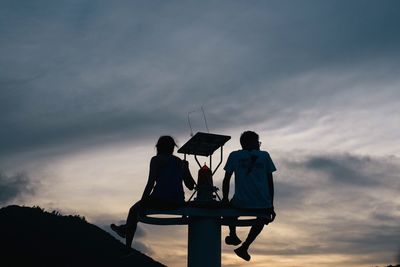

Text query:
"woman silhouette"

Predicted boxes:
[[111, 136, 195, 250]]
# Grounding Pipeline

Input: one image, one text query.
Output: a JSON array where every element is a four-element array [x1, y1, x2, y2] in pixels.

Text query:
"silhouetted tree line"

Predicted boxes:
[[31, 205, 86, 221]]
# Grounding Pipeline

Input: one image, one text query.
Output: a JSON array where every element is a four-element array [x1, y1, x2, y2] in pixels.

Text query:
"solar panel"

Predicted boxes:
[[177, 132, 231, 156]]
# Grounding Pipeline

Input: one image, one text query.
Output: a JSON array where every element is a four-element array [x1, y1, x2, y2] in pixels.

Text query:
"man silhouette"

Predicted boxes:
[[222, 131, 276, 261]]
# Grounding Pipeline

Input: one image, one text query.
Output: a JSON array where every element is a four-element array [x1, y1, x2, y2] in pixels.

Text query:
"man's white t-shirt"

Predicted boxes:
[[224, 150, 276, 209]]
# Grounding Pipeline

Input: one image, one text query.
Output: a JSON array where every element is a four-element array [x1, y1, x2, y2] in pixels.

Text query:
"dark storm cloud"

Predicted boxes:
[[1, 0, 400, 156], [0, 171, 34, 205]]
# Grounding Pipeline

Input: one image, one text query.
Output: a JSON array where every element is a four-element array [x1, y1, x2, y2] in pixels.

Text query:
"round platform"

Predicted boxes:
[[138, 207, 273, 226]]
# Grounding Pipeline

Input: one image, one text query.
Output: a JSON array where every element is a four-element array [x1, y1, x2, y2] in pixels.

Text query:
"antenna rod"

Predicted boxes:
[[187, 111, 195, 137], [201, 106, 209, 133]]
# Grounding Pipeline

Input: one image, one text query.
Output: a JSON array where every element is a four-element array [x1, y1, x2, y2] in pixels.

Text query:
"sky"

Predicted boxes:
[[1, 0, 400, 266]]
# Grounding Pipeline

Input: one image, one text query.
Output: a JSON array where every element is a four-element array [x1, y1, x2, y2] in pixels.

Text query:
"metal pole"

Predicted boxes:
[[212, 146, 224, 176], [187, 161, 221, 267], [194, 155, 202, 168], [188, 217, 221, 267]]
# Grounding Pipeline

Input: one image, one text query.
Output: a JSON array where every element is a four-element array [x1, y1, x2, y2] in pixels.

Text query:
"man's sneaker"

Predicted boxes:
[[111, 223, 126, 238], [234, 246, 251, 261], [225, 235, 242, 246]]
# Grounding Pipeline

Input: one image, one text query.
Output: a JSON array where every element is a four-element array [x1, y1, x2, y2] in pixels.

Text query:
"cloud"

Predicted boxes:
[[1, 1, 400, 157], [132, 240, 154, 256], [304, 154, 384, 186], [0, 171, 35, 205], [397, 250, 400, 264], [1, 2, 400, 265], [88, 151, 399, 266], [252, 152, 400, 264]]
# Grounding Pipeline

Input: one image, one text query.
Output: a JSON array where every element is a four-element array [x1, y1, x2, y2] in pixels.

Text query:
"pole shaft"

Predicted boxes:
[[188, 218, 221, 267]]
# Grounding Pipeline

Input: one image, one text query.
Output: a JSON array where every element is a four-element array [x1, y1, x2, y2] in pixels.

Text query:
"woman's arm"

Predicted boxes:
[[182, 160, 196, 190], [140, 157, 158, 202]]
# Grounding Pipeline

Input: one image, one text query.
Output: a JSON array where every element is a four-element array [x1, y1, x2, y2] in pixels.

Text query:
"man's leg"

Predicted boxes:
[[225, 217, 242, 245], [234, 219, 264, 261], [125, 201, 141, 250], [229, 225, 237, 237]]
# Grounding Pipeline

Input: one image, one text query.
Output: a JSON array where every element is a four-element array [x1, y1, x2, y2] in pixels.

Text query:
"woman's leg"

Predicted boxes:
[[110, 223, 126, 238], [125, 200, 142, 250]]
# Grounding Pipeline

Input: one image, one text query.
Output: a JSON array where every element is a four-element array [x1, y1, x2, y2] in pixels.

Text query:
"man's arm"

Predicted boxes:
[[267, 173, 274, 206], [222, 170, 233, 203], [267, 172, 276, 221]]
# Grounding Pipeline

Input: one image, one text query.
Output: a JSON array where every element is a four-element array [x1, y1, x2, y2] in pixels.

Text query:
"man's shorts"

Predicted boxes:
[[229, 200, 274, 224]]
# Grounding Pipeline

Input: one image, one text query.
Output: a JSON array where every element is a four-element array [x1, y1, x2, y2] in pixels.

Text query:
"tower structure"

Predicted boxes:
[[139, 132, 272, 267]]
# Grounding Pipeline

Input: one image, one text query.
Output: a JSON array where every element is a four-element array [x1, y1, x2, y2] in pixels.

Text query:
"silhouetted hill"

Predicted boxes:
[[0, 205, 165, 267]]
